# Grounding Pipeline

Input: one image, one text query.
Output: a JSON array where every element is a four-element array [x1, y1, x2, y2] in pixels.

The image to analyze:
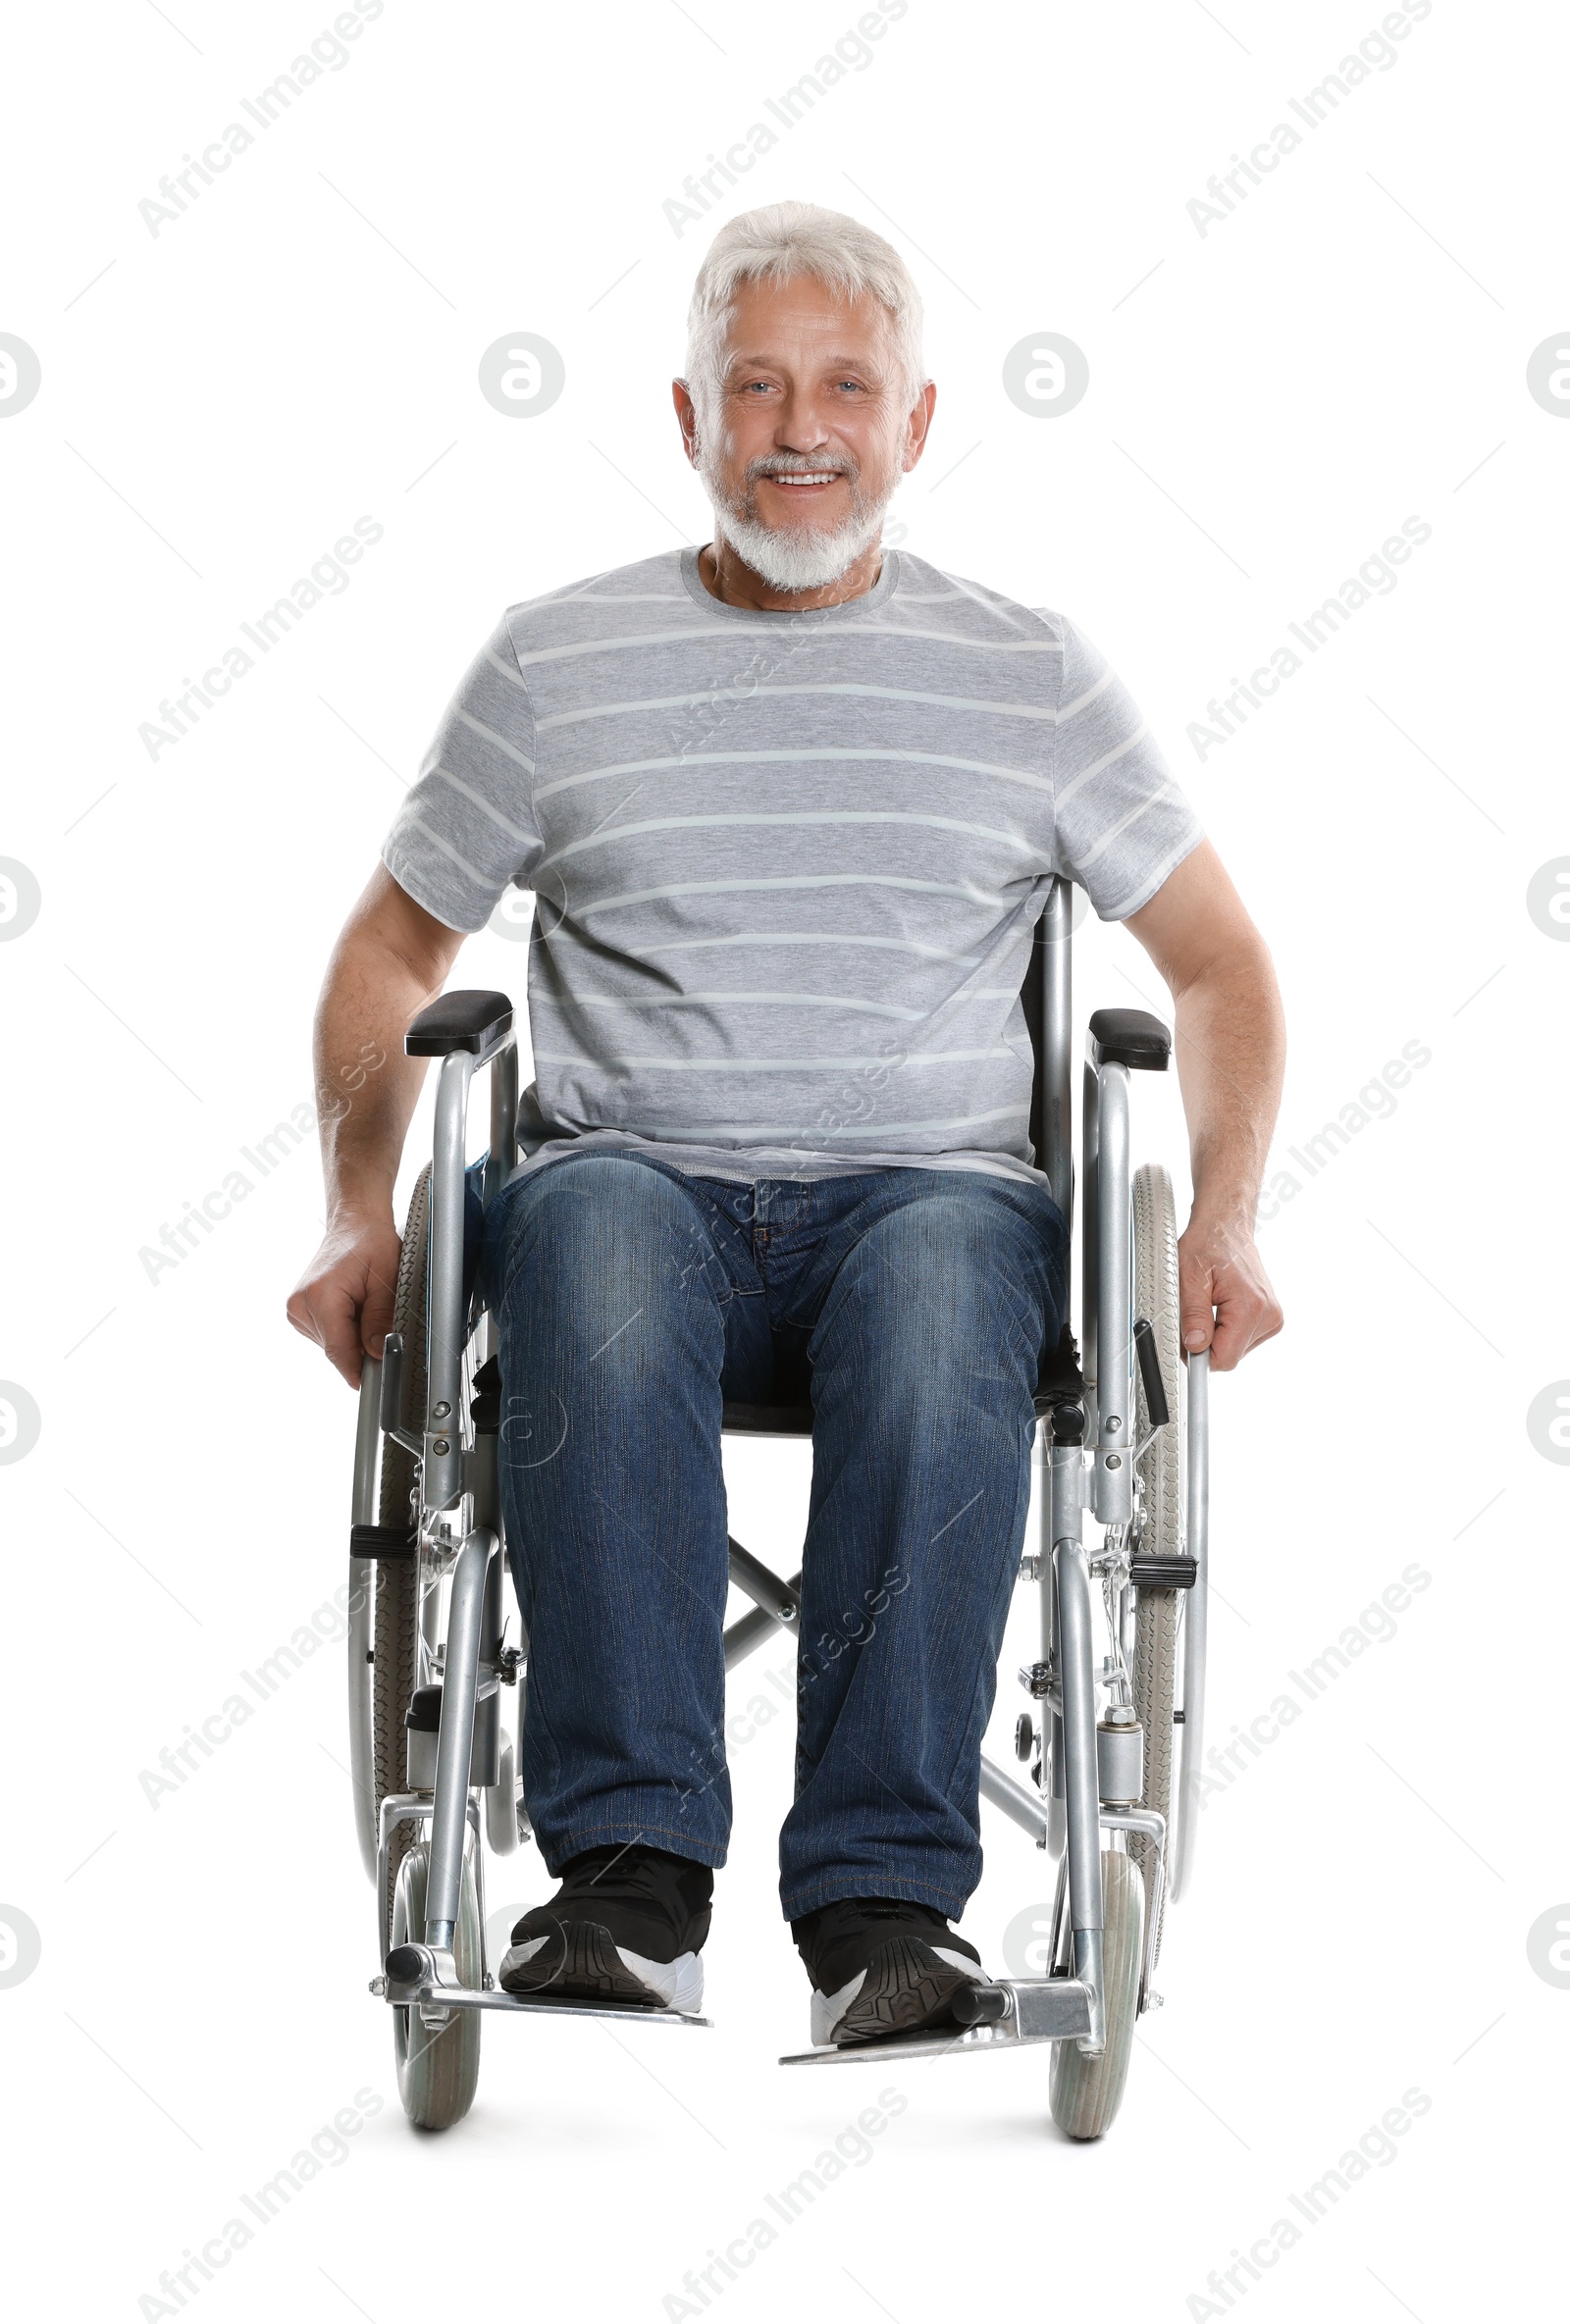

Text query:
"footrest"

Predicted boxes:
[[778, 1977, 1092, 2064], [374, 1975, 711, 2027]]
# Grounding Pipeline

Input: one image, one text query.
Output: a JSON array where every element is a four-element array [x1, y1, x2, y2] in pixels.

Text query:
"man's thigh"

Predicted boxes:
[[780, 1167, 1068, 1399], [479, 1150, 772, 1396]]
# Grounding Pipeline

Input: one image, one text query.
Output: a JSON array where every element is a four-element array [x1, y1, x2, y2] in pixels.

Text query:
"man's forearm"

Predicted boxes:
[[288, 870, 464, 1385], [313, 929, 441, 1223], [1172, 940, 1285, 1230]]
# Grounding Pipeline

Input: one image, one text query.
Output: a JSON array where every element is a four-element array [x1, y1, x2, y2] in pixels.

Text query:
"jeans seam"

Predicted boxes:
[[550, 1822, 728, 1870], [783, 1875, 970, 1921]]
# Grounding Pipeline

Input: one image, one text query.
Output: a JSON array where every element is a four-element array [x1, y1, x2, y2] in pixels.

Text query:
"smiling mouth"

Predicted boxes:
[[761, 470, 846, 489]]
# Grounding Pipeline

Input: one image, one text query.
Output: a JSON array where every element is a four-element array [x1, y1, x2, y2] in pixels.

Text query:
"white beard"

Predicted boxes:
[[697, 442, 899, 594]]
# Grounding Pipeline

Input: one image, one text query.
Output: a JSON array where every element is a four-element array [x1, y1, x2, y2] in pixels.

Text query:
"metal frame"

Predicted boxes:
[[350, 876, 1211, 2074], [1172, 1344, 1209, 1900], [347, 1372, 382, 1882]]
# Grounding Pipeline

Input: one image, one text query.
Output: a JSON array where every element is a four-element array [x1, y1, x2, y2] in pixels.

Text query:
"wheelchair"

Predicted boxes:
[[346, 874, 1211, 2141]]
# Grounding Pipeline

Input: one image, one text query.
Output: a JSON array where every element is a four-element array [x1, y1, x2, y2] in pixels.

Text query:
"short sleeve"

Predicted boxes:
[[1043, 611, 1203, 921], [380, 611, 545, 934]]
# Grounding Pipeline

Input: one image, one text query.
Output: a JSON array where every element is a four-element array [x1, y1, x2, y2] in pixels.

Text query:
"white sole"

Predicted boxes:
[[498, 1929, 705, 2014], [811, 1943, 981, 2047]]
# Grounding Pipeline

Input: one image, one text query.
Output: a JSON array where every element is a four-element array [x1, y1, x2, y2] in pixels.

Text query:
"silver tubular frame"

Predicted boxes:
[[379, 1793, 481, 1962], [418, 1026, 520, 1953], [1171, 1348, 1210, 1899], [351, 1356, 383, 1519], [726, 1537, 801, 1627], [425, 1051, 478, 1516], [1053, 1536, 1106, 2054], [978, 1753, 1054, 1842], [423, 1022, 514, 1521], [363, 1021, 527, 1951], [424, 1525, 499, 1952], [723, 1544, 803, 1671], [1091, 1060, 1133, 1528], [347, 1356, 382, 1883]]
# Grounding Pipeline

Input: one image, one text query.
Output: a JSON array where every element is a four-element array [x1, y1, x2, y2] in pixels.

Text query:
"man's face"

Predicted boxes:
[[678, 275, 930, 593]]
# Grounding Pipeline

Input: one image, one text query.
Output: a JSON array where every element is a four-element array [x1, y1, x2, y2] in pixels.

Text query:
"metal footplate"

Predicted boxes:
[[375, 1946, 711, 2028], [777, 1976, 1092, 2065]]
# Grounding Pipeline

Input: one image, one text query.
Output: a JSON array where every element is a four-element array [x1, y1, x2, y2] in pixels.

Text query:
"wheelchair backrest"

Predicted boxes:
[[1019, 877, 1075, 1229]]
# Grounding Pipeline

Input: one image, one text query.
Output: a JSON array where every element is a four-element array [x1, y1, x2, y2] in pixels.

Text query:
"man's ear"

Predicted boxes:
[[902, 379, 937, 475], [672, 379, 701, 467]]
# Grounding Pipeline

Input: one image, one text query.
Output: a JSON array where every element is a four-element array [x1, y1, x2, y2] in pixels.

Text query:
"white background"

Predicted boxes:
[[2, 2, 1566, 2318]]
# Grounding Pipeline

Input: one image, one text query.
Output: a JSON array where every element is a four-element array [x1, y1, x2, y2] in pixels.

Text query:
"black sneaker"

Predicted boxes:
[[792, 1896, 983, 2046], [498, 1842, 712, 2013]]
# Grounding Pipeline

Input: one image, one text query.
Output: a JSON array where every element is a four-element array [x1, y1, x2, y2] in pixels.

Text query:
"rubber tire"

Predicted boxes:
[[391, 1839, 483, 2132], [1130, 1162, 1184, 1969], [373, 1165, 431, 1938], [1048, 1849, 1144, 2142], [484, 1735, 519, 1856]]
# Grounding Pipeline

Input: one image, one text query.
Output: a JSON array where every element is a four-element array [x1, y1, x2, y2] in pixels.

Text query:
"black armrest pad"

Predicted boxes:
[[405, 989, 514, 1058], [1088, 1007, 1171, 1072]]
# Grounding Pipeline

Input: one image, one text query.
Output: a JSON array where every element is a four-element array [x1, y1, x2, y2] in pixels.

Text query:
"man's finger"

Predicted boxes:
[[1178, 1257, 1217, 1353], [360, 1272, 397, 1363], [1208, 1284, 1275, 1372], [1206, 1302, 1248, 1372], [311, 1281, 366, 1389]]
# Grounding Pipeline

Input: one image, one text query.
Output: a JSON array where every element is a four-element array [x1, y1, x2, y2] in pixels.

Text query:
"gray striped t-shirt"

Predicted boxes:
[[381, 546, 1201, 1190]]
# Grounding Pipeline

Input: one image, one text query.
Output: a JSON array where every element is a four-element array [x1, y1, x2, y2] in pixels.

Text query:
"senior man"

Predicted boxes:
[[288, 201, 1283, 2047]]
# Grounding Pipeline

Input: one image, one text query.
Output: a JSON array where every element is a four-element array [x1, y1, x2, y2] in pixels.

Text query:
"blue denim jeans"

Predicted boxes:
[[478, 1152, 1067, 1922]]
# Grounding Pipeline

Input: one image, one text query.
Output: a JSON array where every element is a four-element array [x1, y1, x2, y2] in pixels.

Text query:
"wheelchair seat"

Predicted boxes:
[[720, 1398, 814, 1436], [720, 1320, 1084, 1438], [722, 1343, 813, 1436]]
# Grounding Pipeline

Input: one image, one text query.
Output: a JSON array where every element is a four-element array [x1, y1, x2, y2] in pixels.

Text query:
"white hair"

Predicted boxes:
[[683, 199, 926, 428]]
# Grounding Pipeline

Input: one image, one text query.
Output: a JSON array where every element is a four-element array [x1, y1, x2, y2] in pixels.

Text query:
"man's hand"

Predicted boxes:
[[1125, 839, 1287, 1373], [1178, 1210, 1282, 1373], [287, 1212, 403, 1389]]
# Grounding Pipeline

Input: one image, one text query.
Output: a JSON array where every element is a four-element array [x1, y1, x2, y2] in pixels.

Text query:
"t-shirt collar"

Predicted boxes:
[[678, 541, 901, 622]]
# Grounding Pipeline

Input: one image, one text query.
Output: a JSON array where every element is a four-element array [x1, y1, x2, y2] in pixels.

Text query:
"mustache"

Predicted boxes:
[[746, 452, 858, 483]]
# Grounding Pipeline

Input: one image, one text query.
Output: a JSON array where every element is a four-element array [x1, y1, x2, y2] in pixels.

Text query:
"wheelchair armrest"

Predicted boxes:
[[1087, 1007, 1171, 1072], [405, 989, 514, 1058]]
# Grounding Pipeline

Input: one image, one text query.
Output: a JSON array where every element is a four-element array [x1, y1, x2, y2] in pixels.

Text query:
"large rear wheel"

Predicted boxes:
[[373, 1166, 432, 1939]]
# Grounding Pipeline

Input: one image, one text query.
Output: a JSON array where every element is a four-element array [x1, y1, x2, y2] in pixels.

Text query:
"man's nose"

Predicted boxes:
[[772, 390, 835, 451]]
